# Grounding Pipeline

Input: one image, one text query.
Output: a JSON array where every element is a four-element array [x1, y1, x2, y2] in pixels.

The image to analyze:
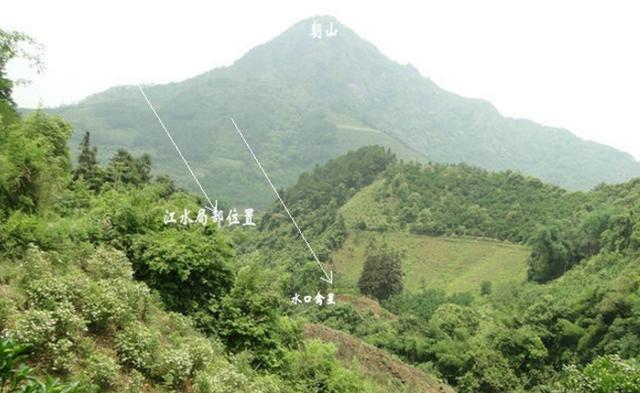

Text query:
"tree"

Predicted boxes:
[[129, 228, 234, 314], [358, 241, 404, 301], [213, 265, 301, 370], [0, 112, 72, 215], [105, 149, 152, 187], [527, 223, 574, 283], [73, 131, 102, 192], [0, 29, 43, 124]]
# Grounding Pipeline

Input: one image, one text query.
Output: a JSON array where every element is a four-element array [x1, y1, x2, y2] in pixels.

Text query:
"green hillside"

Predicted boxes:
[[35, 15, 640, 208], [332, 231, 529, 295], [255, 148, 640, 392], [0, 117, 449, 392]]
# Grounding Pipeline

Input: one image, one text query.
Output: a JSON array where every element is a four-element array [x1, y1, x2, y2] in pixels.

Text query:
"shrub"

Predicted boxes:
[[25, 274, 86, 311], [194, 365, 251, 393], [115, 321, 159, 371], [82, 247, 133, 280], [285, 340, 365, 393], [82, 352, 120, 390], [194, 364, 282, 393], [130, 228, 234, 314], [81, 280, 132, 331], [554, 355, 640, 393], [10, 309, 57, 347], [123, 369, 145, 393], [480, 281, 492, 296], [181, 336, 219, 372], [152, 346, 194, 389]]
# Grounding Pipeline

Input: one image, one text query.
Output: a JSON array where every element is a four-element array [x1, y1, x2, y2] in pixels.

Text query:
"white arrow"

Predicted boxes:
[[230, 118, 334, 285]]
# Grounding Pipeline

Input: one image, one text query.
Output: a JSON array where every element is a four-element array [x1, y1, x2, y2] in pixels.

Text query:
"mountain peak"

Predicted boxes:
[[231, 15, 394, 77]]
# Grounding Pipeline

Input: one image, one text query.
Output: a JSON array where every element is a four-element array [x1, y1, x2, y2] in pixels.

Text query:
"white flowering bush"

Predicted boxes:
[[21, 245, 54, 280], [9, 301, 86, 373], [118, 280, 151, 318], [194, 365, 283, 393], [10, 308, 75, 372], [10, 308, 56, 347], [152, 346, 194, 389], [46, 337, 75, 373], [82, 352, 121, 390], [81, 279, 130, 330], [115, 321, 159, 371], [82, 247, 133, 280], [181, 336, 218, 371], [123, 369, 145, 393], [194, 365, 251, 393], [553, 355, 640, 392]]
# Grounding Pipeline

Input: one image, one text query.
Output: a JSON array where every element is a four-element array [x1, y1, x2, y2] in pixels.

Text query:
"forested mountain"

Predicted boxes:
[[39, 15, 640, 208]]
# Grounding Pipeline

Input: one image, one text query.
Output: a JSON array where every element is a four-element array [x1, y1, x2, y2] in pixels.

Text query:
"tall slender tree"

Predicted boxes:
[[73, 131, 102, 192]]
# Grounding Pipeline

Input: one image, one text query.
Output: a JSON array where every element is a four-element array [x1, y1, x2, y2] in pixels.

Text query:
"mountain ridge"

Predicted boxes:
[[40, 15, 640, 206]]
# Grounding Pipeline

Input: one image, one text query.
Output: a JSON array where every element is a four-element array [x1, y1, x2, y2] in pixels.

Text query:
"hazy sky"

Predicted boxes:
[[3, 0, 639, 159]]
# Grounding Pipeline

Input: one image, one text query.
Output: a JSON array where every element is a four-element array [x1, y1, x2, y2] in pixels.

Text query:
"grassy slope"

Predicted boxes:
[[333, 180, 530, 294], [332, 231, 529, 294]]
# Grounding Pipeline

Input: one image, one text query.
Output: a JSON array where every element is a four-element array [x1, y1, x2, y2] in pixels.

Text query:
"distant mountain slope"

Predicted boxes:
[[44, 15, 639, 207]]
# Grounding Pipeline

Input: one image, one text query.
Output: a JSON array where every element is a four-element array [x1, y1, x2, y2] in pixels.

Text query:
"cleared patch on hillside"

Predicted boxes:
[[332, 231, 530, 294], [335, 124, 428, 163], [305, 323, 455, 393], [337, 294, 397, 321]]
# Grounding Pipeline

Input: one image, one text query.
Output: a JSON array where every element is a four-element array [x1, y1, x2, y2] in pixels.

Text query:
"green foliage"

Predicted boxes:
[[0, 112, 72, 215], [358, 162, 583, 242], [152, 346, 194, 389], [0, 56, 408, 393], [104, 149, 151, 188], [284, 340, 370, 393], [114, 321, 159, 371], [72, 132, 102, 193], [254, 146, 396, 294], [80, 352, 120, 391], [455, 346, 520, 393], [527, 223, 576, 283], [212, 265, 301, 370], [0, 337, 78, 392], [130, 227, 234, 313], [480, 281, 492, 296], [357, 242, 404, 301], [554, 355, 640, 393], [0, 29, 42, 124], [384, 289, 472, 322]]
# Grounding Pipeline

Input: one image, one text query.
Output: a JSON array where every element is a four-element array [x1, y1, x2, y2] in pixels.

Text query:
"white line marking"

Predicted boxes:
[[230, 117, 333, 284], [138, 85, 217, 211]]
